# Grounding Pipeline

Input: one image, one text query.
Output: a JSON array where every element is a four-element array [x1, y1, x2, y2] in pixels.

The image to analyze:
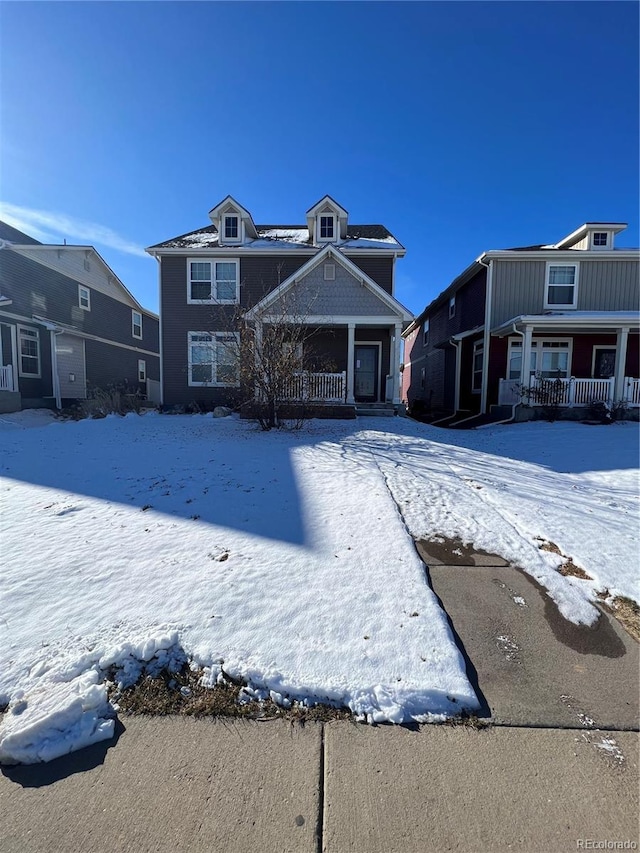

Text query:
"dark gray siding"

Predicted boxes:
[[491, 258, 640, 326], [85, 339, 160, 390], [349, 256, 393, 294], [240, 256, 310, 307]]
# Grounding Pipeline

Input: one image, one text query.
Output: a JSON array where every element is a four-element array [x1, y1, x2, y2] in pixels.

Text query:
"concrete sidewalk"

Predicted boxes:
[[1, 717, 638, 853]]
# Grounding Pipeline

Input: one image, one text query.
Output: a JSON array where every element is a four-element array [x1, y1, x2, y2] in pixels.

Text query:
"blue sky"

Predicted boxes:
[[1, 1, 638, 315]]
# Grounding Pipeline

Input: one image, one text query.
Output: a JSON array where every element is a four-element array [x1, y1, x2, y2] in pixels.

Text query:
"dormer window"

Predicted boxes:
[[592, 231, 609, 249], [319, 215, 335, 240], [224, 215, 239, 240]]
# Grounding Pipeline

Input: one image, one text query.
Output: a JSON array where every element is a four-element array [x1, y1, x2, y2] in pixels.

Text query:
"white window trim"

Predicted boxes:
[[187, 258, 240, 305], [79, 285, 91, 311], [591, 344, 617, 378], [449, 296, 456, 319], [222, 214, 242, 244], [591, 231, 610, 250], [132, 310, 143, 339], [423, 318, 429, 346], [544, 262, 579, 309], [317, 214, 337, 243], [187, 331, 240, 388], [507, 336, 573, 379], [138, 359, 147, 382], [472, 340, 484, 393], [17, 324, 41, 378]]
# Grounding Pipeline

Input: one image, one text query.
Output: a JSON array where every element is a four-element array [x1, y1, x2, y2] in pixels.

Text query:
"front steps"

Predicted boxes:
[[355, 403, 396, 417]]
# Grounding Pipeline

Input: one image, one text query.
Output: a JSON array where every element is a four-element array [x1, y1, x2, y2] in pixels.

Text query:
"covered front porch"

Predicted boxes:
[[491, 312, 640, 413]]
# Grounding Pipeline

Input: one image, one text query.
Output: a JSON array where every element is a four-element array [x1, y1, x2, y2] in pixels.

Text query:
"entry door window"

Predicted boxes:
[[354, 346, 378, 401], [593, 348, 616, 378]]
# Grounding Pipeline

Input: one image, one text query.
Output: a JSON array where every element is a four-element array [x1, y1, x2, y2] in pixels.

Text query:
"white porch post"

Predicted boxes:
[[9, 323, 19, 394], [50, 332, 62, 409], [614, 327, 629, 401], [521, 325, 534, 391], [346, 323, 355, 404], [392, 322, 402, 404]]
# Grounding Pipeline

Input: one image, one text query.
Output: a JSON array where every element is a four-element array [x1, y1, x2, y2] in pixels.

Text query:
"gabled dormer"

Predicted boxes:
[[551, 222, 627, 252], [208, 196, 259, 247], [306, 195, 348, 245]]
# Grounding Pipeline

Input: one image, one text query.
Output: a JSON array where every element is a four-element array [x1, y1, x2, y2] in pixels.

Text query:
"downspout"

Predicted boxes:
[[478, 323, 524, 427], [156, 256, 164, 407], [450, 337, 461, 414], [478, 257, 493, 415]]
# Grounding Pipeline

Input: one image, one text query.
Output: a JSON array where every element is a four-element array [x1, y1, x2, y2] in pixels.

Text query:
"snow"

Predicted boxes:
[[1, 413, 638, 764]]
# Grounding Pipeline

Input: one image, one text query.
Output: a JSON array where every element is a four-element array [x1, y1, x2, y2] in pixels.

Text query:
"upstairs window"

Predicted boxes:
[[79, 285, 90, 310], [449, 296, 456, 319], [188, 259, 239, 303], [138, 359, 146, 382], [592, 231, 608, 248], [188, 332, 240, 386], [319, 215, 335, 240], [224, 215, 239, 240], [18, 326, 40, 377], [132, 310, 143, 339], [545, 263, 578, 308], [423, 319, 429, 346]]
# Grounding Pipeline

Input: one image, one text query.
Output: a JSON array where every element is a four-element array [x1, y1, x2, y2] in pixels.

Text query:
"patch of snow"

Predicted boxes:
[[593, 735, 625, 764], [256, 228, 310, 243], [512, 595, 528, 608]]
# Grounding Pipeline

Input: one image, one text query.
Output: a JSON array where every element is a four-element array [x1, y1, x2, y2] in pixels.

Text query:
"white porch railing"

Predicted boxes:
[[625, 377, 640, 407], [0, 364, 14, 392], [278, 371, 346, 403]]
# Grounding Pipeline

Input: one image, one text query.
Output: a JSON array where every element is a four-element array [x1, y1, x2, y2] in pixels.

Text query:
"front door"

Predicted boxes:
[[354, 345, 378, 402], [594, 348, 616, 378]]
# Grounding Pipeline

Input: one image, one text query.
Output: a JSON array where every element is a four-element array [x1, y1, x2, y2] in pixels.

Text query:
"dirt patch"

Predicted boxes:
[[536, 539, 592, 580], [598, 594, 640, 643], [111, 667, 353, 723]]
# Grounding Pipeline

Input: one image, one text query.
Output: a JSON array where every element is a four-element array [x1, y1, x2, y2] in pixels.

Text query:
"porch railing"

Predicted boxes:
[[278, 371, 346, 403], [502, 375, 640, 408], [0, 364, 14, 392]]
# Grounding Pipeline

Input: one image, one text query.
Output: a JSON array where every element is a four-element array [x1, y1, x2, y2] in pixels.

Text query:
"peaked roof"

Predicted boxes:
[[0, 220, 42, 245]]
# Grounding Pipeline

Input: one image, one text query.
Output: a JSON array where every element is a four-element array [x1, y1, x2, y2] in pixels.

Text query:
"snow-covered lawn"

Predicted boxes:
[[1, 411, 638, 764]]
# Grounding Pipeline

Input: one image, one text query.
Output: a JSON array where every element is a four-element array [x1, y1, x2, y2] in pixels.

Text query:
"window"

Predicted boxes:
[[282, 342, 304, 370], [449, 296, 456, 319], [593, 232, 608, 247], [545, 263, 578, 308], [324, 263, 335, 281], [319, 216, 334, 240], [507, 338, 571, 380], [472, 340, 484, 392], [138, 359, 146, 382], [423, 318, 429, 346], [79, 285, 90, 310], [188, 259, 239, 303], [224, 215, 239, 240], [132, 310, 143, 339], [420, 366, 425, 390], [188, 332, 240, 386], [18, 326, 40, 377]]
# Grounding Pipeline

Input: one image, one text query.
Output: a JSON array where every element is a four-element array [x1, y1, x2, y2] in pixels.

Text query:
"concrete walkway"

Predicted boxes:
[[2, 544, 639, 852]]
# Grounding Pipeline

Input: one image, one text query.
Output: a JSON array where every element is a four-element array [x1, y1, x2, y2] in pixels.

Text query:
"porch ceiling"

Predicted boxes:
[[492, 312, 640, 337]]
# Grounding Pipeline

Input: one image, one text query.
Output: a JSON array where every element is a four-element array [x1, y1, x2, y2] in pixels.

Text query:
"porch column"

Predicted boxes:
[[521, 325, 534, 390], [9, 323, 19, 393], [392, 323, 402, 404], [614, 327, 629, 401], [346, 323, 355, 404]]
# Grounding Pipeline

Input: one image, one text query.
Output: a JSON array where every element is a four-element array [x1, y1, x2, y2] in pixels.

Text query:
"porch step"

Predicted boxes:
[[355, 403, 396, 417]]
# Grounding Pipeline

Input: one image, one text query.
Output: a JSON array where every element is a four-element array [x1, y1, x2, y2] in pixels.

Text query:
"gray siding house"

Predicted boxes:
[[402, 222, 640, 423], [0, 221, 160, 413], [147, 196, 413, 414]]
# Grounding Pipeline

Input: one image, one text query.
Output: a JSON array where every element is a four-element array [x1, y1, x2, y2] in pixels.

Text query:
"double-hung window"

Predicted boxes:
[[508, 338, 571, 380], [224, 215, 239, 241], [188, 259, 239, 303], [18, 326, 40, 377], [319, 215, 335, 240], [449, 296, 456, 319], [79, 285, 90, 310], [138, 359, 146, 382], [132, 310, 143, 339], [188, 332, 239, 386], [545, 263, 578, 308], [423, 318, 429, 346]]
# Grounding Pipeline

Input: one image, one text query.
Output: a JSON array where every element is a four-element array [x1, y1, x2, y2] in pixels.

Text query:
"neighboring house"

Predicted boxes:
[[146, 195, 413, 413], [0, 221, 160, 413], [402, 222, 640, 423]]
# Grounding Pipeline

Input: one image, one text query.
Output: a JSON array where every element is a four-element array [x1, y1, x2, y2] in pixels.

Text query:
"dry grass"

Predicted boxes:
[[597, 593, 640, 643], [536, 539, 592, 580], [111, 667, 353, 723]]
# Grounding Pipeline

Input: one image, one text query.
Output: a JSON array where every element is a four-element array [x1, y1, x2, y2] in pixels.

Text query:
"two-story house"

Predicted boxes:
[[147, 195, 413, 414], [0, 221, 160, 413], [402, 222, 639, 424]]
